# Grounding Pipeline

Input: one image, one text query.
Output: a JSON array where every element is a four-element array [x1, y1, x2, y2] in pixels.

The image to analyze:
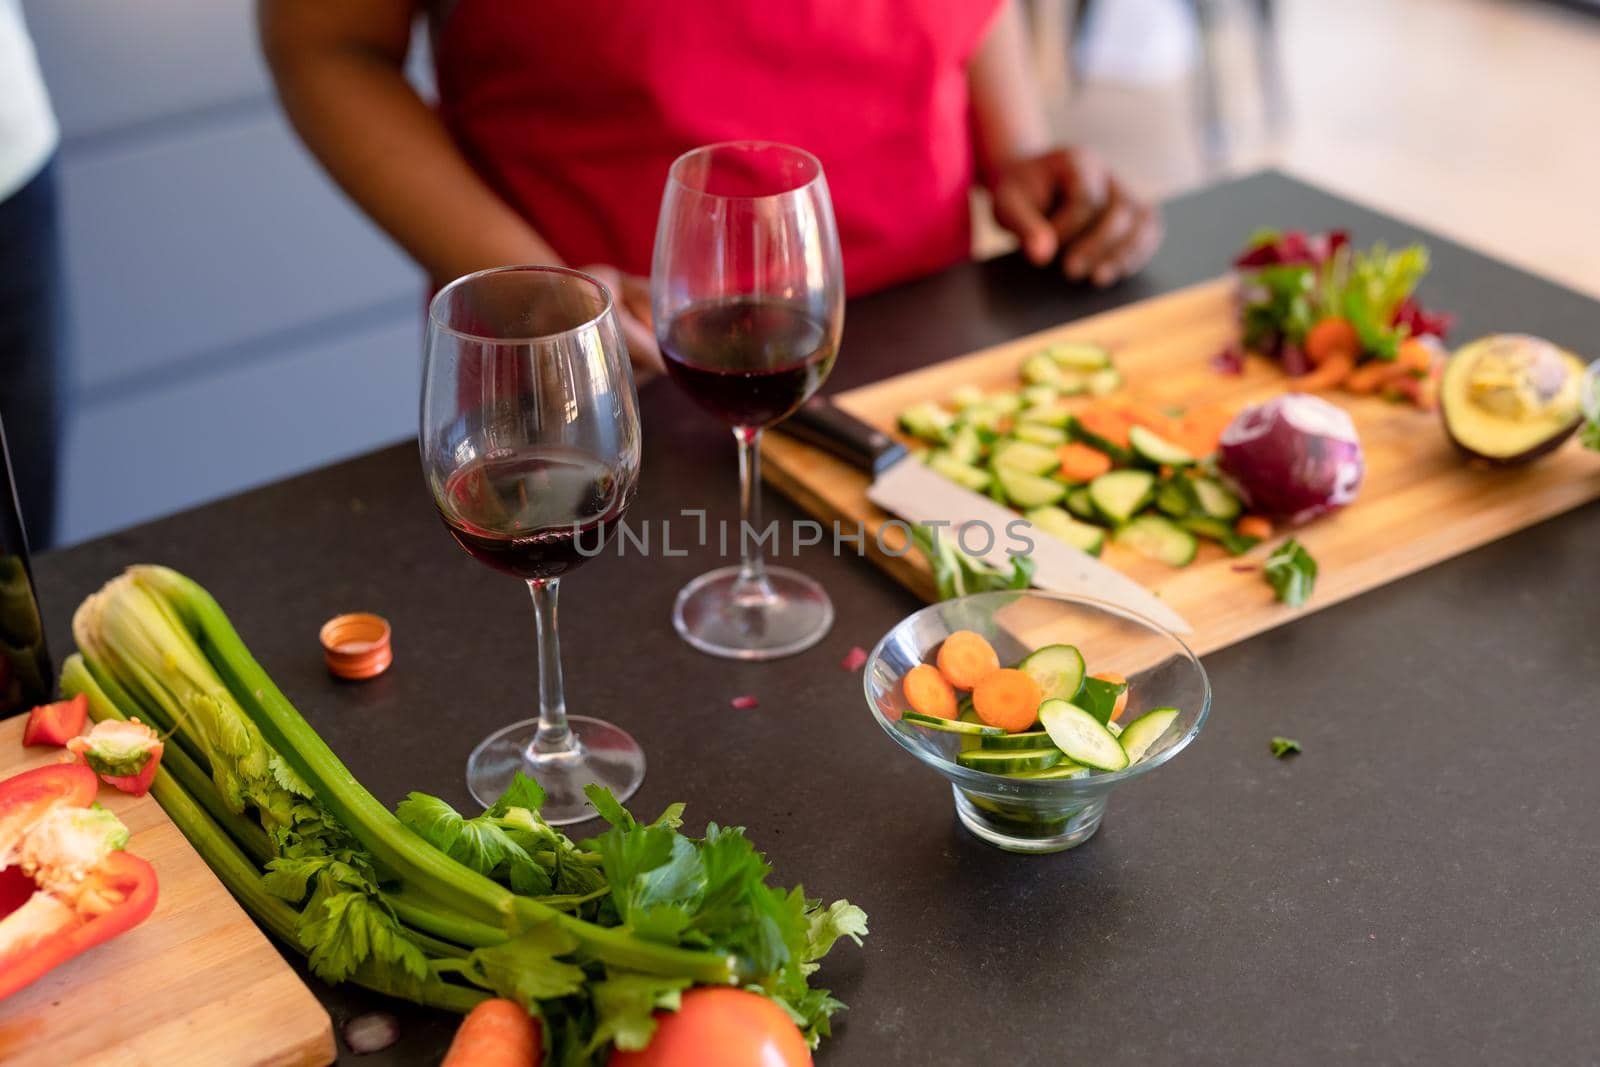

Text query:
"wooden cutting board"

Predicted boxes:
[[0, 717, 336, 1067], [763, 277, 1600, 656]]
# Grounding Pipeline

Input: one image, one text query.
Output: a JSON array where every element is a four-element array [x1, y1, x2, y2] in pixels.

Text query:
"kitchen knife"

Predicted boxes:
[[781, 396, 1193, 633]]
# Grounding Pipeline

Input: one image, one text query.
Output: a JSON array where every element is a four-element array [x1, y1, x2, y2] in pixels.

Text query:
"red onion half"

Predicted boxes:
[[1218, 394, 1364, 524]]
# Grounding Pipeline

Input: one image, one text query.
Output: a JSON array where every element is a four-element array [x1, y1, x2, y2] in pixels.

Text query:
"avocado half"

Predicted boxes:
[[1440, 334, 1587, 465]]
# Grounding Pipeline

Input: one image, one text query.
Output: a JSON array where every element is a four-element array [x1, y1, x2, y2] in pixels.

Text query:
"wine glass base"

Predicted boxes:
[[466, 714, 645, 824], [672, 564, 833, 661]]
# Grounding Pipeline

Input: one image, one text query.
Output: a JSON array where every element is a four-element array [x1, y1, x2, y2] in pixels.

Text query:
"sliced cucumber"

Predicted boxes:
[[1077, 674, 1128, 725], [992, 439, 1060, 476], [904, 710, 1004, 735], [898, 402, 953, 444], [963, 405, 1005, 432], [947, 384, 986, 410], [1064, 486, 1100, 523], [1087, 469, 1156, 525], [1154, 478, 1193, 518], [1021, 353, 1065, 386], [956, 747, 1064, 774], [979, 728, 1054, 751], [1008, 761, 1091, 781], [996, 468, 1067, 508], [1013, 422, 1067, 447], [1129, 424, 1196, 467], [1107, 720, 1124, 738], [1016, 643, 1086, 702], [1189, 476, 1243, 521], [1021, 384, 1059, 408], [1018, 402, 1072, 429], [946, 424, 983, 465], [1115, 515, 1199, 567], [1085, 368, 1123, 396], [1120, 706, 1180, 764], [1038, 700, 1129, 772], [1024, 506, 1106, 556], [1047, 342, 1112, 371], [927, 452, 991, 492], [1054, 369, 1090, 397], [987, 391, 1023, 416], [1179, 515, 1258, 555]]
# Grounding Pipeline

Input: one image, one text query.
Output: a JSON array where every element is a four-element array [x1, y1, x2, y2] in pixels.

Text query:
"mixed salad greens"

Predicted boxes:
[[898, 342, 1264, 568], [61, 565, 866, 1064]]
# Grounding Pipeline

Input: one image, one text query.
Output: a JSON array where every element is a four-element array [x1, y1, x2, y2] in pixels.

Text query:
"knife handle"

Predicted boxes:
[[781, 397, 908, 475]]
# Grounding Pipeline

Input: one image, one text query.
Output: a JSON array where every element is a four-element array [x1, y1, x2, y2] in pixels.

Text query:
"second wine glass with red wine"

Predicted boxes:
[[420, 265, 645, 822], [651, 141, 845, 660]]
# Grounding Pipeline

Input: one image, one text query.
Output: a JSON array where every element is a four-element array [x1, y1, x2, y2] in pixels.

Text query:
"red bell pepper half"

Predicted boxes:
[[0, 764, 99, 865], [67, 718, 165, 797], [0, 851, 158, 999], [22, 693, 90, 747]]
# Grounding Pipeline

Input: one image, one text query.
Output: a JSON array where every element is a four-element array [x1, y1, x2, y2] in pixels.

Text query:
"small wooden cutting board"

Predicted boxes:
[[0, 716, 336, 1067], [763, 277, 1600, 656]]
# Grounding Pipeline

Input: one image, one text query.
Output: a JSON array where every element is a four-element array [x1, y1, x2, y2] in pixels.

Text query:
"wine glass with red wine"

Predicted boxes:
[[420, 265, 645, 821], [651, 141, 845, 660]]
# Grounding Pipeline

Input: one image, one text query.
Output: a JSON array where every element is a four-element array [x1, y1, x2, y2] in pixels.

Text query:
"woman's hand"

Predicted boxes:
[[582, 265, 664, 380], [988, 147, 1163, 287]]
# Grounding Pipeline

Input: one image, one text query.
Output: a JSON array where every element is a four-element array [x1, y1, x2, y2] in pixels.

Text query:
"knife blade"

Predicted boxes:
[[780, 396, 1193, 633]]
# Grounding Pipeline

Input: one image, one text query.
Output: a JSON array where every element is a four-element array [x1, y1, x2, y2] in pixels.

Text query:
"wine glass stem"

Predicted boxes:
[[526, 577, 577, 757], [733, 426, 773, 598]]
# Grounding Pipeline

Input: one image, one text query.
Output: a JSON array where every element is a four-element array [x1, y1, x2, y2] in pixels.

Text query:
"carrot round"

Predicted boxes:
[[1395, 337, 1439, 374], [1304, 317, 1360, 366], [902, 664, 958, 720], [936, 630, 1001, 689], [1171, 405, 1232, 458], [1092, 671, 1130, 722], [1075, 407, 1133, 450], [1056, 442, 1113, 483], [442, 999, 541, 1067], [972, 669, 1044, 732], [1235, 515, 1272, 540]]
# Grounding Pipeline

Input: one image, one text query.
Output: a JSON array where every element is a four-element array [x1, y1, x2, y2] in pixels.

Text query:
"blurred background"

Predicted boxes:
[[9, 0, 1600, 548]]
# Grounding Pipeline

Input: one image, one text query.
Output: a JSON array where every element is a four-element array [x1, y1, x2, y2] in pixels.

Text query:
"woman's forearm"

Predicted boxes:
[[967, 0, 1053, 183], [258, 0, 559, 285]]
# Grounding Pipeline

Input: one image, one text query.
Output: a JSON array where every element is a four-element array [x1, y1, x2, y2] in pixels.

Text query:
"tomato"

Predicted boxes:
[[608, 987, 812, 1067], [23, 694, 89, 747], [0, 764, 100, 852]]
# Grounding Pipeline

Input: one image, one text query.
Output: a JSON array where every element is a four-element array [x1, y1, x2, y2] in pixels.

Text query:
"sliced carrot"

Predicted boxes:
[[1110, 398, 1175, 434], [1075, 406, 1134, 450], [1170, 405, 1233, 458], [1235, 515, 1273, 540], [902, 664, 958, 720], [1304, 317, 1361, 366], [936, 630, 1001, 689], [442, 999, 541, 1067], [1091, 671, 1130, 723], [1292, 351, 1355, 391], [972, 668, 1044, 732], [1395, 336, 1439, 375], [1343, 359, 1392, 395], [1056, 442, 1113, 483]]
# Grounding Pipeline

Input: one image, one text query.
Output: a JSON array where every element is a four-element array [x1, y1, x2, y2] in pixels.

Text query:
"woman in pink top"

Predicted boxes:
[[260, 0, 1162, 371]]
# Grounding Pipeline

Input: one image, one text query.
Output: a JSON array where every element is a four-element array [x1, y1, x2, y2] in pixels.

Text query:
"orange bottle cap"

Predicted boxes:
[[319, 613, 393, 681]]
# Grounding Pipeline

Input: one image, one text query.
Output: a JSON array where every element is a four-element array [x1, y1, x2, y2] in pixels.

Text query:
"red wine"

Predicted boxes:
[[661, 298, 834, 428], [438, 448, 628, 580]]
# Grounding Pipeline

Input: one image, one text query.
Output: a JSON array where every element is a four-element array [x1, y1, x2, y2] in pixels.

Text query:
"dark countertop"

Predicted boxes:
[[33, 172, 1600, 1064]]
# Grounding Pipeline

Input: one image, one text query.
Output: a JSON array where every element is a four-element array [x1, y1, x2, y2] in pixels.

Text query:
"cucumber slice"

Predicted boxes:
[[1021, 384, 1059, 408], [1018, 403, 1072, 429], [1129, 425, 1196, 467], [1047, 342, 1112, 371], [992, 439, 1060, 476], [1024, 506, 1106, 557], [948, 384, 986, 410], [926, 452, 992, 492], [1077, 674, 1128, 725], [1021, 353, 1065, 386], [898, 402, 954, 444], [946, 424, 983, 465], [1087, 470, 1156, 525], [1179, 515, 1258, 555], [996, 468, 1067, 508], [1154, 478, 1193, 518], [1189, 477, 1242, 521], [1008, 761, 1091, 781], [963, 405, 1005, 432], [1085, 368, 1123, 396], [1107, 720, 1124, 738], [1054, 370, 1090, 397], [1120, 706, 1180, 764], [987, 391, 1023, 416], [1016, 643, 1087, 702], [979, 729, 1054, 751], [1013, 422, 1067, 447], [956, 747, 1064, 774], [1064, 486, 1100, 523], [1115, 515, 1199, 567], [904, 710, 1005, 736], [1038, 700, 1129, 771]]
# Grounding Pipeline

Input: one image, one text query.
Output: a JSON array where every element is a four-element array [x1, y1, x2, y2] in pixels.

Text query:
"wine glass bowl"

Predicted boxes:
[[651, 141, 845, 660], [421, 265, 645, 821]]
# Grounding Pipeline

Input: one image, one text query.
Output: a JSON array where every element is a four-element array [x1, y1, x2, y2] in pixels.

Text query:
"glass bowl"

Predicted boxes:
[[864, 591, 1211, 853]]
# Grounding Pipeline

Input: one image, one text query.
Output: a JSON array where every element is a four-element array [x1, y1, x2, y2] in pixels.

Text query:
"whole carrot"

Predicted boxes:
[[442, 999, 542, 1067]]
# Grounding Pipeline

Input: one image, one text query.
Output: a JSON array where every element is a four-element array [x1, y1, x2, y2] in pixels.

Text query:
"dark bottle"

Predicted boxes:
[[0, 417, 52, 716]]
